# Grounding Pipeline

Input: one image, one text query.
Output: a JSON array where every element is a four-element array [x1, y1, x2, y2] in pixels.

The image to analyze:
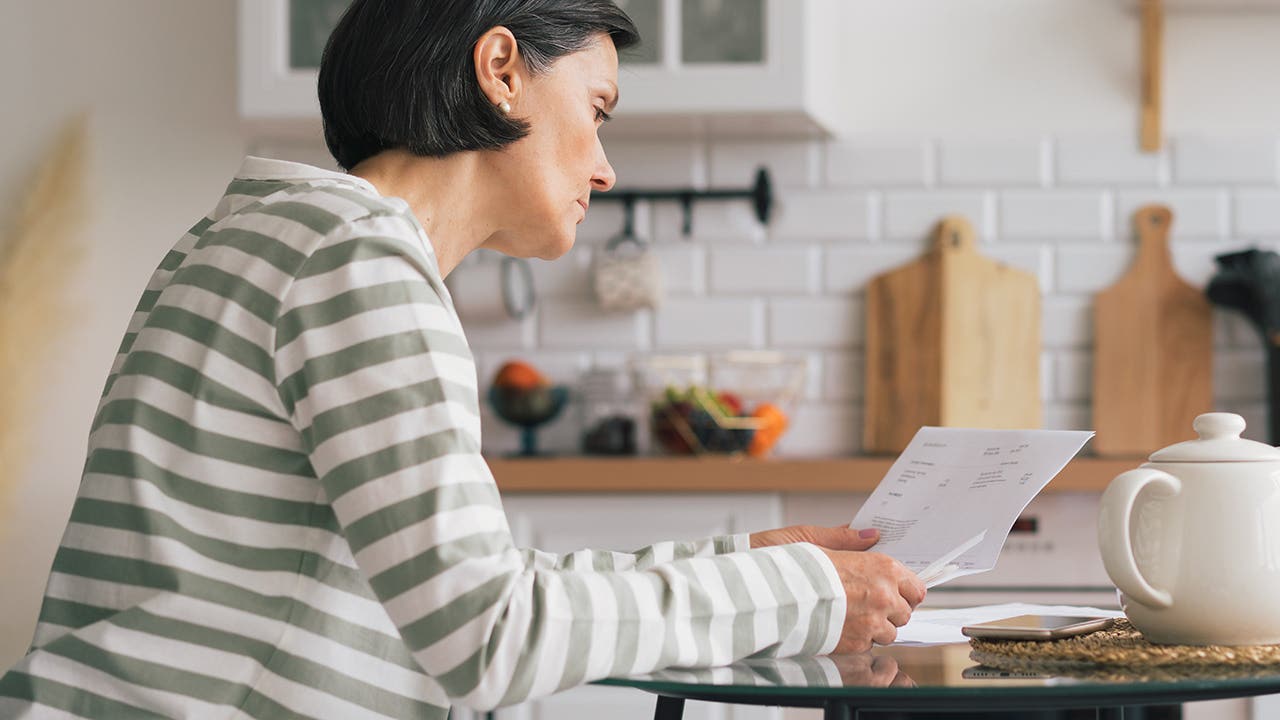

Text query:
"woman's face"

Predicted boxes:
[[486, 34, 619, 260]]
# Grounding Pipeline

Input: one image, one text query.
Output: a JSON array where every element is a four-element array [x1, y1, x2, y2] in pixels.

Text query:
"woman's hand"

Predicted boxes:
[[821, 549, 926, 653], [749, 524, 882, 551], [749, 524, 925, 652]]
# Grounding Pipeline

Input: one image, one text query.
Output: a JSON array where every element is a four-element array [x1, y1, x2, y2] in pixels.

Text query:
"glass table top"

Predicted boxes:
[[597, 644, 1280, 710]]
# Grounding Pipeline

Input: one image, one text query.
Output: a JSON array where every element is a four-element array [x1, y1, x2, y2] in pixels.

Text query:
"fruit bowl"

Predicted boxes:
[[488, 360, 569, 456], [634, 352, 805, 457]]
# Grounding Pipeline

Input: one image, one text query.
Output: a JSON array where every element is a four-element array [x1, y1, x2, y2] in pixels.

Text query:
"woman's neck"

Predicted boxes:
[[348, 148, 502, 277]]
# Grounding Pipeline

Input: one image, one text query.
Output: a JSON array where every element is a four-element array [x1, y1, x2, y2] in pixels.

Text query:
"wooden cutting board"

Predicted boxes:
[[864, 216, 1042, 454], [1092, 205, 1213, 456]]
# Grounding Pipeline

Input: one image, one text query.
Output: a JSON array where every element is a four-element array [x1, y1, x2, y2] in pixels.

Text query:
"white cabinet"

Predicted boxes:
[[237, 0, 849, 136], [493, 493, 784, 720], [237, 0, 343, 124], [607, 0, 848, 136]]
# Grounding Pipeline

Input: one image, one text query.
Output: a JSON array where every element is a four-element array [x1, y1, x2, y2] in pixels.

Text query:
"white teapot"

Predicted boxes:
[[1098, 412, 1280, 645]]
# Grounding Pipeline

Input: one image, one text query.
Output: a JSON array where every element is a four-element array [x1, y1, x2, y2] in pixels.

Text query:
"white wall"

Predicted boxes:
[[839, 0, 1280, 135], [2, 0, 1279, 673], [0, 1, 246, 668]]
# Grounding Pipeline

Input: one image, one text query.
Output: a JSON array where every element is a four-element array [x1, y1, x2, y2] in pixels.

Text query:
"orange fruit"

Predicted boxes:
[[493, 360, 547, 391], [747, 403, 789, 457]]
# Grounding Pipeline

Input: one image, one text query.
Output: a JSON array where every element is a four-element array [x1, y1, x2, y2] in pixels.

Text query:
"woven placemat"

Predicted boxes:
[[969, 619, 1280, 682]]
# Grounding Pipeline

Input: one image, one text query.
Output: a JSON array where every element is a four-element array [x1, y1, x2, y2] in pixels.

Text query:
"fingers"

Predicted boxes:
[[812, 525, 879, 551], [871, 619, 898, 647], [898, 571, 927, 609], [885, 596, 913, 628]]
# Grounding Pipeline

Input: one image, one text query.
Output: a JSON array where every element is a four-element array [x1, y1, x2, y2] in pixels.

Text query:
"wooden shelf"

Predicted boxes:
[[488, 456, 1140, 494]]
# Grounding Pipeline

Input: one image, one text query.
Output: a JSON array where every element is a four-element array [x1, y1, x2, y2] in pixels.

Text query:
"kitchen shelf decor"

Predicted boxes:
[[590, 166, 772, 236], [863, 216, 1042, 454]]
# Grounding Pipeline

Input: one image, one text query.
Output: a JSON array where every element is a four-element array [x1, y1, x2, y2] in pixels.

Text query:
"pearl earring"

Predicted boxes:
[[498, 101, 511, 114]]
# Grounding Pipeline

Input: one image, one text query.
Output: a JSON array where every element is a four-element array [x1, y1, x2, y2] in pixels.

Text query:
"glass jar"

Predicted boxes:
[[579, 368, 641, 456]]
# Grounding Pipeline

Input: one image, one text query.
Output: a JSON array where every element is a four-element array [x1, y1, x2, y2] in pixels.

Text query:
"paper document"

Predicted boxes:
[[851, 427, 1093, 588]]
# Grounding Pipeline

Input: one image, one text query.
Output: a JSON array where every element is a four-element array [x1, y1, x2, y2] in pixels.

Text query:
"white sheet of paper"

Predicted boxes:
[[895, 603, 1126, 645], [850, 427, 1094, 585]]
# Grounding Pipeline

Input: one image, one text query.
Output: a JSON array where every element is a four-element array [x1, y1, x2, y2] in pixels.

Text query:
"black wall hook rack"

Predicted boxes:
[[590, 166, 773, 236]]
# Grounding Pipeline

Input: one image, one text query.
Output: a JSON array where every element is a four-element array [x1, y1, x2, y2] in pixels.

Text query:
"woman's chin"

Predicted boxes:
[[535, 230, 577, 260]]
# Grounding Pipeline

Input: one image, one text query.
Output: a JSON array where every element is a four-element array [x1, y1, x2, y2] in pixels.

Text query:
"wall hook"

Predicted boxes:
[[590, 166, 774, 238]]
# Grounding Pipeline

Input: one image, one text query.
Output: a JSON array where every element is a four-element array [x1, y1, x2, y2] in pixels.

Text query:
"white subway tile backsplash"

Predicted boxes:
[[1114, 190, 1228, 240], [539, 300, 650, 350], [822, 351, 864, 402], [824, 245, 921, 294], [769, 297, 863, 349], [1000, 191, 1110, 241], [530, 246, 594, 299], [883, 191, 991, 241], [774, 403, 861, 457], [826, 137, 931, 187], [1214, 349, 1267, 402], [709, 246, 817, 294], [652, 243, 705, 295], [801, 353, 824, 401], [1234, 189, 1280, 238], [605, 140, 707, 188], [1055, 351, 1092, 402], [1055, 135, 1165, 186], [768, 189, 876, 242], [937, 137, 1046, 186], [451, 132, 1279, 456], [1167, 241, 1226, 288], [1174, 136, 1279, 185], [654, 299, 763, 349], [709, 140, 819, 188], [1042, 295, 1093, 348], [1054, 244, 1129, 294]]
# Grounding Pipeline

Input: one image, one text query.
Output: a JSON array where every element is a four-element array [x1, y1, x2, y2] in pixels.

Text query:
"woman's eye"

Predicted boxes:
[[594, 107, 612, 124]]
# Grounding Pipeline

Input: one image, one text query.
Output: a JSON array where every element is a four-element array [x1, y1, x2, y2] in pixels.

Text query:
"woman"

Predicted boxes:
[[0, 1, 924, 718]]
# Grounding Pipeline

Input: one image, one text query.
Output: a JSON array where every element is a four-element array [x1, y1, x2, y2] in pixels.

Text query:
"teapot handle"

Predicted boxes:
[[1097, 468, 1179, 609]]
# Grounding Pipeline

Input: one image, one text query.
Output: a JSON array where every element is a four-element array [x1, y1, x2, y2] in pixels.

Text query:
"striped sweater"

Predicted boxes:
[[0, 157, 845, 719]]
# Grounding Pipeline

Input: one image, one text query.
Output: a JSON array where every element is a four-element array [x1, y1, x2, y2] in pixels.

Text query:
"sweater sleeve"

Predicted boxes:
[[273, 217, 846, 710], [520, 533, 751, 572]]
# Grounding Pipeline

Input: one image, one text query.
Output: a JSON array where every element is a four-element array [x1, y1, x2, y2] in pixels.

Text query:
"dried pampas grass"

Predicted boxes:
[[0, 115, 90, 520]]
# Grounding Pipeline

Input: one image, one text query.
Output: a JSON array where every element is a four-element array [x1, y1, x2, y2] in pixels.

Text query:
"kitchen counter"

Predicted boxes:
[[488, 456, 1137, 493]]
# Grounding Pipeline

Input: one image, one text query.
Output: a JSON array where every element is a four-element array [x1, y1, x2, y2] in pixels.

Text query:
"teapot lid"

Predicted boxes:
[[1148, 413, 1280, 462]]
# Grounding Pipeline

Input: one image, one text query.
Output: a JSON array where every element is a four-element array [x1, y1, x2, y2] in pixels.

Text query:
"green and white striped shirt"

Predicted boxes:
[[0, 157, 845, 719]]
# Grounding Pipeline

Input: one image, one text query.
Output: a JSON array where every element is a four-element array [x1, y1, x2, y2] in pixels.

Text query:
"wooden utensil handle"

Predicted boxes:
[[1141, 0, 1163, 152]]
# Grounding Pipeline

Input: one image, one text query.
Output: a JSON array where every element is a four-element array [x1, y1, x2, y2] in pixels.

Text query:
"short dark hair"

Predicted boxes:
[[319, 0, 640, 170]]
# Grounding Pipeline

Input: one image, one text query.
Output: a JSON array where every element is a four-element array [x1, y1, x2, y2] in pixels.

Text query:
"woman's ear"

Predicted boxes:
[[474, 26, 524, 110]]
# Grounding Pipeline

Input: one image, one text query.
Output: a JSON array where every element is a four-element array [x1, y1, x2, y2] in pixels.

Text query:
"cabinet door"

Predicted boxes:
[[497, 493, 784, 720], [239, 0, 343, 119], [613, 0, 807, 118]]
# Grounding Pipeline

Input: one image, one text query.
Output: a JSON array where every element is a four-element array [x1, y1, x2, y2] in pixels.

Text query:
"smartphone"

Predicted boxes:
[[961, 666, 1052, 680], [960, 614, 1114, 641]]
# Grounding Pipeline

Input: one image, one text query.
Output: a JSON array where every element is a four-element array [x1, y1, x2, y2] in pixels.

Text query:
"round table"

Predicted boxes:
[[595, 644, 1280, 719]]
